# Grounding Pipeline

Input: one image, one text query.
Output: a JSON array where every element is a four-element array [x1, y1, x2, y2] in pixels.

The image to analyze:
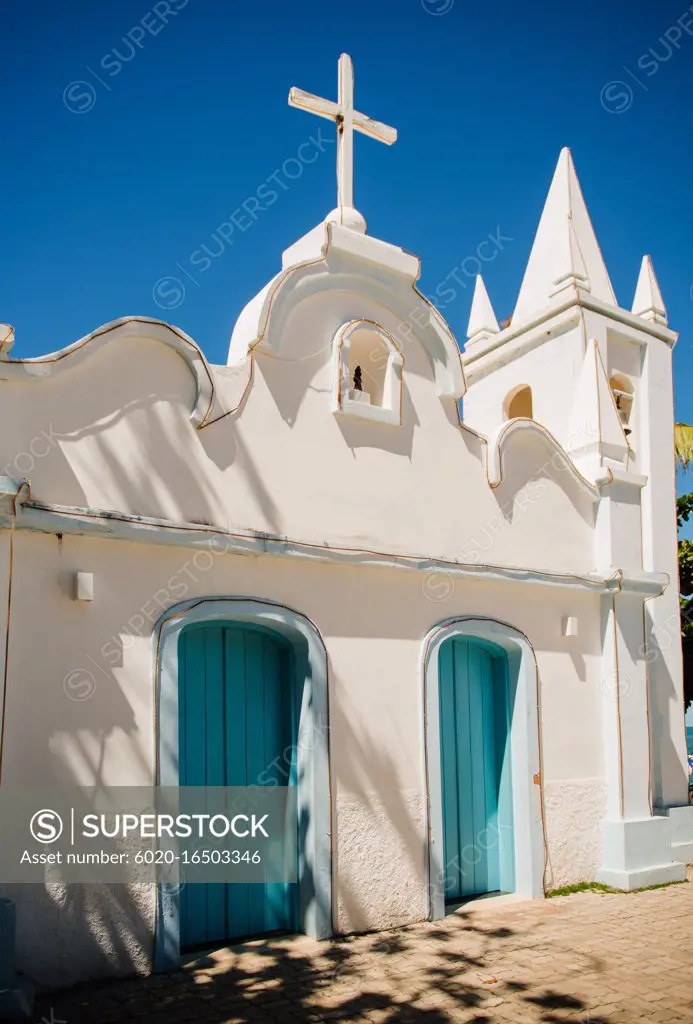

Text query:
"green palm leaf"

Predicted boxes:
[[675, 423, 693, 470]]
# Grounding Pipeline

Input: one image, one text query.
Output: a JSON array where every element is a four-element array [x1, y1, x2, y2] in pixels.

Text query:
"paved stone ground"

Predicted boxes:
[[34, 883, 693, 1023]]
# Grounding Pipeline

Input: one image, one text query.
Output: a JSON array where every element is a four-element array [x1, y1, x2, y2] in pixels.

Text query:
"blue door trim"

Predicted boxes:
[[152, 597, 333, 971], [422, 617, 545, 919]]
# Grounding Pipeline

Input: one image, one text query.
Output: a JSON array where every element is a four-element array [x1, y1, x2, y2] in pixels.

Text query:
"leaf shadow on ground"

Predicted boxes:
[[34, 906, 610, 1024]]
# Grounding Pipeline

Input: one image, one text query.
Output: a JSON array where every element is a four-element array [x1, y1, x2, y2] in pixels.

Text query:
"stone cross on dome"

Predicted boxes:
[[289, 53, 397, 230]]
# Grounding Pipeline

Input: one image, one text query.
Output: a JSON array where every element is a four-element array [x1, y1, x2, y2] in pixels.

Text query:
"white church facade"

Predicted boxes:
[[0, 55, 691, 987]]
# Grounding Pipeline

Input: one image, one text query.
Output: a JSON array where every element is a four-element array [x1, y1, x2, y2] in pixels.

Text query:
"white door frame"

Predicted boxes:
[[152, 596, 333, 969], [422, 616, 545, 919]]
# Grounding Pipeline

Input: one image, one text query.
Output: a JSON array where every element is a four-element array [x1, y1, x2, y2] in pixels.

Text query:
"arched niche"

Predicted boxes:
[[504, 384, 533, 421], [332, 319, 403, 425], [609, 374, 634, 437]]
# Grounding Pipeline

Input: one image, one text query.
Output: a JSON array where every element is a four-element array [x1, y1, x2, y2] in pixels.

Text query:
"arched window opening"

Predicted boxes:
[[346, 325, 390, 406], [505, 385, 533, 420], [609, 375, 634, 437], [333, 320, 403, 425]]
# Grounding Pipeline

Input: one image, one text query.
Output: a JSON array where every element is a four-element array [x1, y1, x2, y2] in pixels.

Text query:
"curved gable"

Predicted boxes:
[[0, 317, 221, 427], [227, 221, 466, 400]]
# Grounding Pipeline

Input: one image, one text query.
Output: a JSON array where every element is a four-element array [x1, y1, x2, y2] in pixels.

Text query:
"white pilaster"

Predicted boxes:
[[596, 591, 686, 888], [638, 338, 688, 807]]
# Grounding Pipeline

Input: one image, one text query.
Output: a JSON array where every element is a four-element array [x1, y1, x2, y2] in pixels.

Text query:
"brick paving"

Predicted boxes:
[[35, 882, 693, 1023]]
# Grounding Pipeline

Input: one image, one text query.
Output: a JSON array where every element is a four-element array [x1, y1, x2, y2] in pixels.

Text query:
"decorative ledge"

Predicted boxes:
[[463, 292, 678, 386], [0, 485, 668, 598], [334, 401, 400, 425]]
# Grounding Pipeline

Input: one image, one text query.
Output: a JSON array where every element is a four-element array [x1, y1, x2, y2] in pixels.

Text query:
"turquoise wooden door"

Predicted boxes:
[[178, 623, 298, 951], [438, 637, 515, 901]]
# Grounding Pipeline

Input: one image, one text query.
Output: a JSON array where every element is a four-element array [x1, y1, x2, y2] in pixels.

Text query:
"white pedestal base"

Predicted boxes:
[[596, 817, 686, 890], [347, 389, 371, 404], [655, 804, 693, 864], [597, 862, 686, 889]]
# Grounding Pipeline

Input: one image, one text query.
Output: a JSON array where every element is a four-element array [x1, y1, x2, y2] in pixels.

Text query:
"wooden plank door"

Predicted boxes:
[[439, 637, 514, 902], [178, 623, 298, 951]]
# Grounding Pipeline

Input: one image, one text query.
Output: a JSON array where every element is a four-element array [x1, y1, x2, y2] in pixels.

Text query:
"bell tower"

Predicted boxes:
[[462, 148, 691, 885]]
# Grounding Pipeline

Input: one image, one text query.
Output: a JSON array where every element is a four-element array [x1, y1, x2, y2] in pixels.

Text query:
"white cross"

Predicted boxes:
[[289, 53, 397, 214]]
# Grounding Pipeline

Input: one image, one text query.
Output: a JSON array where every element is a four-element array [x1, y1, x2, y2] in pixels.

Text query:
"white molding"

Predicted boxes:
[[334, 400, 400, 425], [485, 419, 649, 496], [486, 419, 600, 498], [463, 294, 678, 385], [0, 490, 669, 597], [0, 317, 221, 428], [594, 467, 648, 490], [422, 617, 545, 918]]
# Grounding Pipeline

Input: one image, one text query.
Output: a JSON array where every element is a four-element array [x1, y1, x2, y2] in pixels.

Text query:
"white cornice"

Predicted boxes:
[[594, 466, 648, 490], [0, 489, 667, 598], [463, 293, 678, 384]]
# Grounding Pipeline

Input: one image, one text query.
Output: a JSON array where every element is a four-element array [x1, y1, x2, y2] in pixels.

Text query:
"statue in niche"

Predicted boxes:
[[344, 363, 370, 406]]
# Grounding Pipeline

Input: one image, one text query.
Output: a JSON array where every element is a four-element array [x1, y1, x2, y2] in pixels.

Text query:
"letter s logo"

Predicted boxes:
[[30, 809, 64, 844]]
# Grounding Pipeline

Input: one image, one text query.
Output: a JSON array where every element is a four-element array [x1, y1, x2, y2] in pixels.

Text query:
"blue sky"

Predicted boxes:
[[2, 0, 692, 432]]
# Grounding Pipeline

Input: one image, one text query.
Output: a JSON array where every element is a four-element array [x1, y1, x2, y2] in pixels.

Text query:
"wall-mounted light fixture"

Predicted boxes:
[[74, 572, 94, 602], [562, 616, 578, 637]]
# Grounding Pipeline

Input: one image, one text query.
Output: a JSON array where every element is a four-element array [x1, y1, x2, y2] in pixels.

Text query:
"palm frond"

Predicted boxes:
[[675, 423, 693, 470]]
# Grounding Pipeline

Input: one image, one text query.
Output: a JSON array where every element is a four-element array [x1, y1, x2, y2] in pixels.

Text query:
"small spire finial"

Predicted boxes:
[[632, 255, 667, 325], [466, 275, 500, 346]]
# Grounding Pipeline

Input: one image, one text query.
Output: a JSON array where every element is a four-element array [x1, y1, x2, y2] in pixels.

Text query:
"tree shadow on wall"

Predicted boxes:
[[2, 725, 156, 989]]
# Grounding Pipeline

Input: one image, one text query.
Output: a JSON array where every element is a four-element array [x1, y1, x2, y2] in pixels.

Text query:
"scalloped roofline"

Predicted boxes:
[[0, 316, 219, 428], [485, 417, 601, 498]]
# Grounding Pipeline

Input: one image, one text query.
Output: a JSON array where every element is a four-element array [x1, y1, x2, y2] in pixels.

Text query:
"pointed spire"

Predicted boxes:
[[513, 148, 616, 326], [632, 255, 667, 325], [466, 275, 500, 345], [567, 338, 628, 474]]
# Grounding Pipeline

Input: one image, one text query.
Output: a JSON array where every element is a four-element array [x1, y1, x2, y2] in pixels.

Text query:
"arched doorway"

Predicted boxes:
[[438, 636, 515, 901], [154, 598, 332, 969], [423, 618, 545, 919], [178, 621, 299, 950]]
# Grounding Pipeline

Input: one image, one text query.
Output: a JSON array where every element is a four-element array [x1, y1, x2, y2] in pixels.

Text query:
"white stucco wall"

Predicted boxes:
[[0, 528, 609, 985], [463, 326, 585, 443]]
